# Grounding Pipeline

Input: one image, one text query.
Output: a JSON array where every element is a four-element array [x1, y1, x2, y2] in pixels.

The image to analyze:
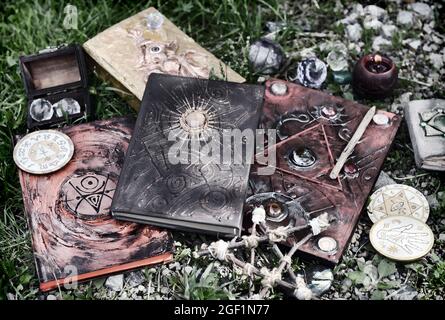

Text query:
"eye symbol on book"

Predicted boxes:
[[200, 190, 228, 211], [390, 201, 405, 212], [61, 172, 116, 219]]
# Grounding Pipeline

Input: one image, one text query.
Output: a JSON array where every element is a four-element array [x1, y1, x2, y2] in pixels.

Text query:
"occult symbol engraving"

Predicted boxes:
[[166, 174, 187, 194], [148, 196, 169, 211], [342, 162, 359, 179], [275, 124, 344, 191], [200, 189, 228, 212], [206, 87, 229, 105], [61, 172, 116, 220], [419, 107, 445, 137], [161, 85, 223, 143], [13, 130, 74, 175], [276, 112, 311, 140], [128, 29, 209, 81], [179, 108, 209, 135], [275, 105, 348, 141], [310, 105, 347, 124], [246, 192, 295, 223], [367, 184, 429, 223], [370, 215, 434, 261], [288, 148, 317, 168]]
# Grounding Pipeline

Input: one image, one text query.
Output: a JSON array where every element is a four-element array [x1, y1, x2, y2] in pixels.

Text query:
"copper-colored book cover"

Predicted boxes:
[[246, 80, 401, 265], [18, 117, 173, 291]]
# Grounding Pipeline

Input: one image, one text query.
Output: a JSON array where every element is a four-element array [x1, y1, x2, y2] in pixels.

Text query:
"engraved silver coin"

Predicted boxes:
[[13, 130, 74, 175], [29, 98, 54, 122], [53, 98, 81, 117], [370, 215, 434, 262], [367, 184, 429, 223], [317, 236, 338, 253]]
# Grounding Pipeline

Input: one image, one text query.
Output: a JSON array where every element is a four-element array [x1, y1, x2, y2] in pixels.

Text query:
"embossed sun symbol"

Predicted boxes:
[[166, 94, 220, 142], [310, 104, 347, 124]]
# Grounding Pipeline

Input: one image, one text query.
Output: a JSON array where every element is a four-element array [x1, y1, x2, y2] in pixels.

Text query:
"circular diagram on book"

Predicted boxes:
[[13, 130, 74, 174], [60, 172, 116, 220]]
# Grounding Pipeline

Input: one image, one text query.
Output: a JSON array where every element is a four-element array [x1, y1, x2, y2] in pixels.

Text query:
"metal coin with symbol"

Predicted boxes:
[[13, 130, 74, 175], [367, 184, 429, 223], [370, 215, 434, 262]]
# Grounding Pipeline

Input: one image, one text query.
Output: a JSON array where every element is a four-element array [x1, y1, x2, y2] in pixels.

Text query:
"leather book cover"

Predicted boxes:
[[111, 74, 264, 237], [245, 80, 401, 265], [18, 117, 173, 291]]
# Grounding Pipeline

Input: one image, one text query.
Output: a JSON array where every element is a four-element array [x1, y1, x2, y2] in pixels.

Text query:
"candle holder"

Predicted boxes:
[[352, 54, 398, 99]]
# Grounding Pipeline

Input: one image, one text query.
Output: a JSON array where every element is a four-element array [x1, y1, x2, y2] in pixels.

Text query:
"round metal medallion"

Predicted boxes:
[[367, 184, 429, 223], [317, 236, 338, 253], [372, 113, 389, 126], [13, 130, 74, 175], [369, 215, 434, 262]]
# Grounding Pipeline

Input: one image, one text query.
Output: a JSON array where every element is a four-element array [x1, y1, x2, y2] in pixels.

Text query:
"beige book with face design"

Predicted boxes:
[[83, 7, 245, 110]]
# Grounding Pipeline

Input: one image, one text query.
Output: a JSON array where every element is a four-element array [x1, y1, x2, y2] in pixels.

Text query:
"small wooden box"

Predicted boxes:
[[83, 7, 245, 110], [19, 44, 92, 129]]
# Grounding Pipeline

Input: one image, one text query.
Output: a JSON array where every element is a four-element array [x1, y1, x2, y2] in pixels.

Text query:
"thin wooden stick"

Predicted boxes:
[[330, 106, 376, 179]]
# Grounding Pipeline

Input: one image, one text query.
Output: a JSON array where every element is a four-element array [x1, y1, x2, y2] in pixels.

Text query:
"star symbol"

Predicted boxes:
[[382, 191, 419, 216], [388, 245, 398, 254]]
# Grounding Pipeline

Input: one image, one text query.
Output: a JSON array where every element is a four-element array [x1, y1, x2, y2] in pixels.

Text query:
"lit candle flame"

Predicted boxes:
[[374, 54, 382, 64]]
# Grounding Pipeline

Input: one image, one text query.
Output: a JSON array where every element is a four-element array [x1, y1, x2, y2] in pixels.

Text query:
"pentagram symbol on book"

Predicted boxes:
[[60, 172, 117, 220]]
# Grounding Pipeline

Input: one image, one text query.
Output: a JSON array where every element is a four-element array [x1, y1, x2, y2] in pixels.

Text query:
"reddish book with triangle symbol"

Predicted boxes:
[[245, 80, 401, 265], [17, 117, 173, 291]]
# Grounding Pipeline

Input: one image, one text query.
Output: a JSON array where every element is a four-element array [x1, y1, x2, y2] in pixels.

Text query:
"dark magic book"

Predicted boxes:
[[18, 117, 173, 291], [111, 74, 264, 237]]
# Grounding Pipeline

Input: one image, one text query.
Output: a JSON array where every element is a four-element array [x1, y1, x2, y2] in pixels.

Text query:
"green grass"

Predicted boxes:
[[0, 0, 444, 300]]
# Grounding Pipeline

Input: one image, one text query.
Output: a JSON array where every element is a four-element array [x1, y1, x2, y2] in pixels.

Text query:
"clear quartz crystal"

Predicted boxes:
[[29, 98, 53, 122], [53, 98, 81, 117], [326, 44, 349, 71], [289, 148, 317, 168], [146, 12, 164, 31]]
